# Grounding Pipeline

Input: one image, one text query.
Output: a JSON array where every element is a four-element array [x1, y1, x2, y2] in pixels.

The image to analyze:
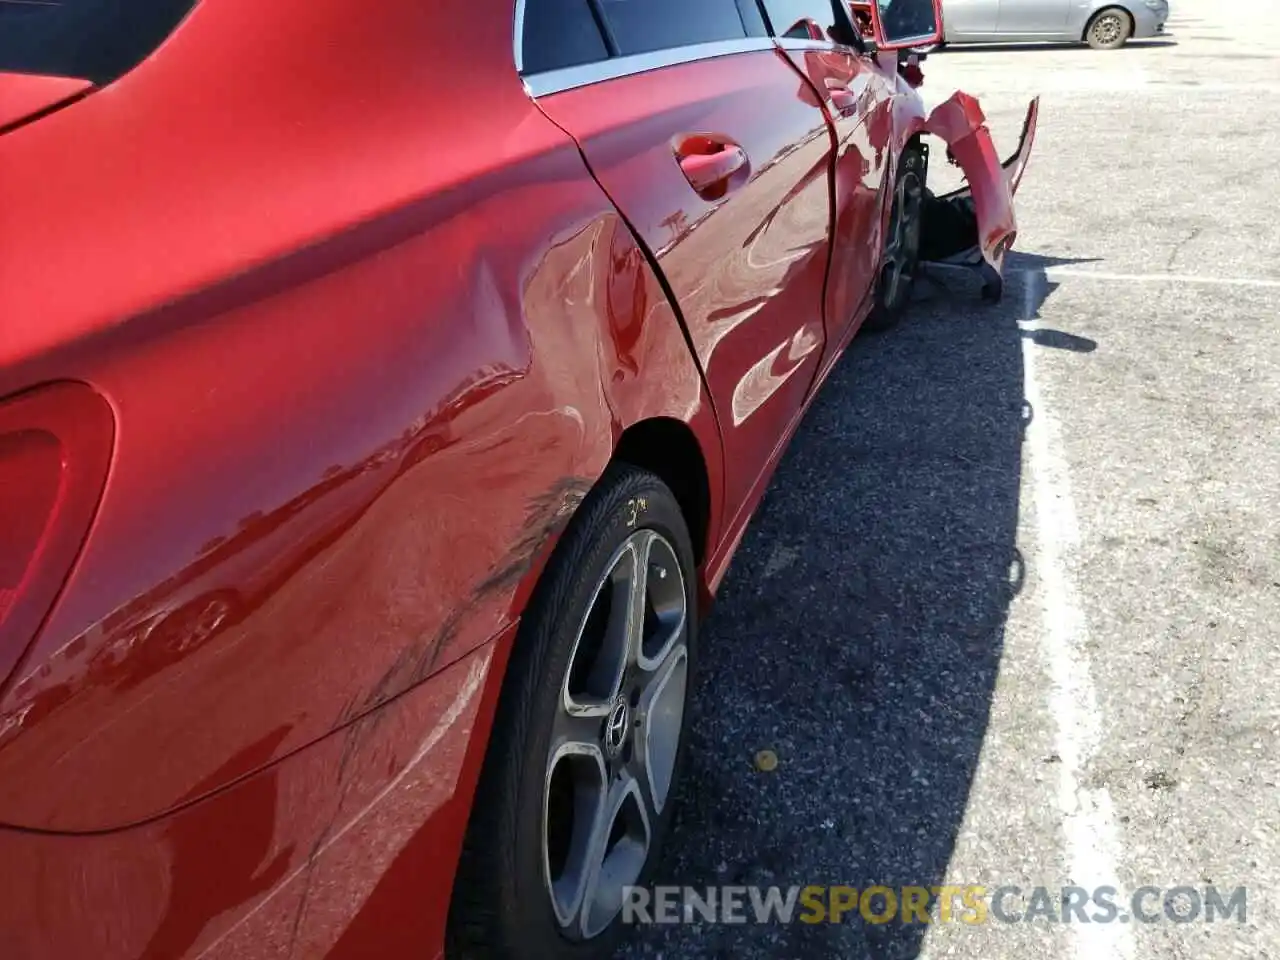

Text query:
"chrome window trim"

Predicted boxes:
[[513, 0, 527, 74], [522, 37, 778, 98], [774, 37, 846, 51]]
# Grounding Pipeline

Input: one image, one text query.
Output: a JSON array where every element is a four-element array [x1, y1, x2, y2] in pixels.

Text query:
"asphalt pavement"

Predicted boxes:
[[619, 2, 1280, 957]]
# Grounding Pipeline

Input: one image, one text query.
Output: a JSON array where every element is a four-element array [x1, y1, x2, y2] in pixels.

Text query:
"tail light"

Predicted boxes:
[[0, 382, 113, 691]]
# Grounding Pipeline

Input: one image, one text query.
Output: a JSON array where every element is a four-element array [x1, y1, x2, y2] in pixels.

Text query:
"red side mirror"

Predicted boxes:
[[778, 17, 829, 41], [865, 0, 943, 50]]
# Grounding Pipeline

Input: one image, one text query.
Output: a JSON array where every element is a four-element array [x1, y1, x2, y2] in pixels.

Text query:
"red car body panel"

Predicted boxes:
[[924, 89, 1038, 273], [0, 73, 91, 131], [0, 0, 724, 837], [0, 0, 1033, 955], [884, 62, 1041, 279], [779, 44, 896, 373], [0, 642, 497, 960], [538, 50, 835, 519]]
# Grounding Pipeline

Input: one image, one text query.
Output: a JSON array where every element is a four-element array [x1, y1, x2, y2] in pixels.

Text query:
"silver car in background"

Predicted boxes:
[[930, 0, 1170, 49]]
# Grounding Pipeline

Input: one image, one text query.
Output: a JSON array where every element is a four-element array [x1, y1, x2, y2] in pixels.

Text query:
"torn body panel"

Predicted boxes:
[[918, 94, 1040, 301]]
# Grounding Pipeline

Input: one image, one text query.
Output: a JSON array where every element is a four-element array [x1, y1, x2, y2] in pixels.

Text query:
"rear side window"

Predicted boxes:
[[520, 0, 764, 76], [758, 0, 840, 39], [0, 0, 199, 85], [599, 0, 747, 56], [733, 0, 769, 37], [520, 0, 610, 74]]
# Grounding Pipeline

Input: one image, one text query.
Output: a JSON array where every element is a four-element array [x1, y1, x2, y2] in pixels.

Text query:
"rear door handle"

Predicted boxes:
[[674, 135, 748, 200]]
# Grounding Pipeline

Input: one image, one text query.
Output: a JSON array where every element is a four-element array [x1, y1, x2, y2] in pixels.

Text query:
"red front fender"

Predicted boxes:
[[919, 93, 1040, 299]]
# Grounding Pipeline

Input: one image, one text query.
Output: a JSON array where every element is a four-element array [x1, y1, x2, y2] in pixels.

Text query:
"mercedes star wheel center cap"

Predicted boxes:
[[604, 697, 629, 757]]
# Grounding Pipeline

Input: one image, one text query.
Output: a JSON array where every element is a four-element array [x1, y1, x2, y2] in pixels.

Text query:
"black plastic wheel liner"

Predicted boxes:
[[919, 190, 981, 264]]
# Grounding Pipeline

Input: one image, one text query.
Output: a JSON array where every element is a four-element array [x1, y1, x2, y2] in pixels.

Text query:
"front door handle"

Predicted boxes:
[[674, 135, 748, 201]]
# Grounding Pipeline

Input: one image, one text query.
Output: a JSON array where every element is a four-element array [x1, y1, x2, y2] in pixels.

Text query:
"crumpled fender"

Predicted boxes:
[[919, 93, 1041, 300]]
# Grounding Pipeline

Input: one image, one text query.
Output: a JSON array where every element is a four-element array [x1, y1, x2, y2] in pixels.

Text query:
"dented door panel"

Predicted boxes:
[[535, 50, 835, 520]]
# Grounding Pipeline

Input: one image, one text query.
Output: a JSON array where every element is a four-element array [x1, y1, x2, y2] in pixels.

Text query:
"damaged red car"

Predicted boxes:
[[0, 0, 1035, 957]]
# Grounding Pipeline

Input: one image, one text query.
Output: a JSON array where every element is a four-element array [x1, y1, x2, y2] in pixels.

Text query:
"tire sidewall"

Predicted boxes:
[[501, 468, 699, 958], [865, 146, 925, 332]]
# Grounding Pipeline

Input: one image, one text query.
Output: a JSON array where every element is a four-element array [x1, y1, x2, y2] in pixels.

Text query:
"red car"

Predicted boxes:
[[0, 0, 1035, 957]]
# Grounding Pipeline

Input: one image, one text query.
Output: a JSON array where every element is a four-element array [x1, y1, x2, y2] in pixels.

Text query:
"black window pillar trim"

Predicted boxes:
[[585, 0, 621, 57]]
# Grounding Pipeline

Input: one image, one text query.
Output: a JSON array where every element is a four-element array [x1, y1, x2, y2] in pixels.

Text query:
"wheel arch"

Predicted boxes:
[[613, 417, 712, 567]]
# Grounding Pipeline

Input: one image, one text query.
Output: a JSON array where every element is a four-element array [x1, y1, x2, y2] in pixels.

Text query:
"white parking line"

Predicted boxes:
[[1020, 275, 1135, 960]]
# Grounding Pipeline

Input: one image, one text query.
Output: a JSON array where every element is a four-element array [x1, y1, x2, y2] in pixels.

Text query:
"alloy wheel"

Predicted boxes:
[[542, 528, 689, 941]]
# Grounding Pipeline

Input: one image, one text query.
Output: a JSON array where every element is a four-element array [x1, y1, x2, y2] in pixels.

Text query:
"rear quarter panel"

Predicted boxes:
[[0, 0, 718, 846], [0, 0, 724, 953], [0, 644, 496, 960]]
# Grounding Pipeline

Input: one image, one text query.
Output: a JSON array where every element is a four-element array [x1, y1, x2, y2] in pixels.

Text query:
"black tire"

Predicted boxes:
[[447, 463, 698, 960], [864, 146, 926, 333], [1085, 7, 1132, 49]]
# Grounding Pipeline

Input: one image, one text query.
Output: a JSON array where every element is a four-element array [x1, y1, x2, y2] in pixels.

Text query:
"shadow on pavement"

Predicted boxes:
[[929, 252, 1101, 355], [619, 253, 1098, 959]]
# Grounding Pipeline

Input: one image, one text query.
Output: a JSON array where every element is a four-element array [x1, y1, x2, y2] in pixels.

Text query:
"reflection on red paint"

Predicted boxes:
[[0, 382, 114, 691], [537, 50, 835, 516], [140, 725, 295, 960], [0, 0, 1032, 952], [0, 646, 492, 960]]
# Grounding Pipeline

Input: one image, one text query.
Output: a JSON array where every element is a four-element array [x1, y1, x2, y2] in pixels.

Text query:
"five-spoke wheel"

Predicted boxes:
[[448, 465, 697, 960], [544, 528, 688, 940]]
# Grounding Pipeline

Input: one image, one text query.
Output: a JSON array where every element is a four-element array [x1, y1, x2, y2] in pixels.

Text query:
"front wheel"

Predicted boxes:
[[1085, 7, 1132, 49], [864, 146, 926, 333], [447, 464, 698, 960]]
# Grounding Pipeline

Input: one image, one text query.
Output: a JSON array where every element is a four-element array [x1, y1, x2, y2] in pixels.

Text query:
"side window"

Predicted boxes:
[[521, 0, 609, 74], [599, 0, 747, 56], [758, 0, 840, 40], [0, 0, 198, 84], [735, 0, 770, 36]]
